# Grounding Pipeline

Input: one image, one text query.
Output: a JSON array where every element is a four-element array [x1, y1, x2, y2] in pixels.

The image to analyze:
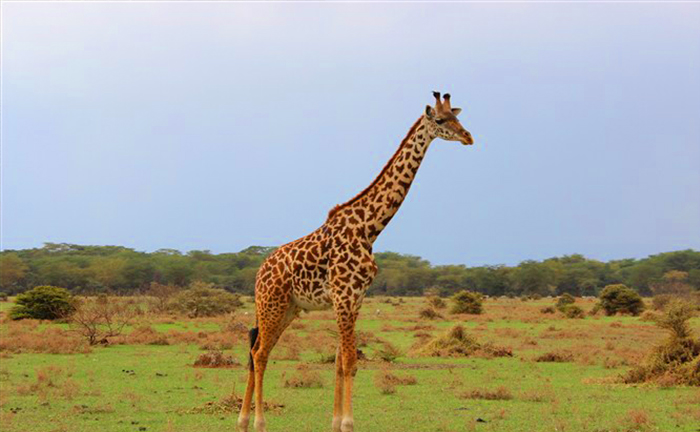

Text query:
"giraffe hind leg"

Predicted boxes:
[[238, 327, 259, 432]]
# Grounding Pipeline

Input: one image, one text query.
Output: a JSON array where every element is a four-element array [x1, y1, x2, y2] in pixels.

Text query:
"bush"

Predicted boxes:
[[623, 302, 700, 386], [450, 290, 483, 315], [375, 342, 403, 363], [555, 293, 575, 311], [561, 305, 585, 319], [418, 307, 443, 320], [540, 306, 556, 314], [598, 284, 645, 316], [147, 282, 180, 313], [9, 286, 74, 320], [426, 296, 446, 310], [651, 294, 674, 311], [415, 325, 512, 358], [170, 282, 242, 317], [70, 295, 136, 345], [0, 292, 8, 302]]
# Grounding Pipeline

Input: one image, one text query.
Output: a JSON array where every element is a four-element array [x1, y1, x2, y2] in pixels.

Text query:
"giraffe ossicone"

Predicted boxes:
[[237, 92, 474, 432]]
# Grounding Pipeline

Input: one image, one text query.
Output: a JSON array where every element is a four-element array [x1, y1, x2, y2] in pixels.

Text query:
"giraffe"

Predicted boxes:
[[237, 92, 474, 432]]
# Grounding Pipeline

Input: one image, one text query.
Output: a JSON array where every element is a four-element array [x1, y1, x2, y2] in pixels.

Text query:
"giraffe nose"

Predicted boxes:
[[461, 131, 474, 145]]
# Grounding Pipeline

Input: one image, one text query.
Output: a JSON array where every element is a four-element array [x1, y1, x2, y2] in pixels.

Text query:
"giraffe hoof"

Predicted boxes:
[[341, 418, 354, 432], [254, 419, 267, 432], [237, 416, 249, 432], [332, 416, 342, 432]]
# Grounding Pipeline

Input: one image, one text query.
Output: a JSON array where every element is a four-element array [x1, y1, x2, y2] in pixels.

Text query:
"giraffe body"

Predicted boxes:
[[237, 93, 474, 432]]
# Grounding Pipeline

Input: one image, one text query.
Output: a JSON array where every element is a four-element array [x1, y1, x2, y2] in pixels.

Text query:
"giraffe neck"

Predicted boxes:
[[331, 115, 435, 244]]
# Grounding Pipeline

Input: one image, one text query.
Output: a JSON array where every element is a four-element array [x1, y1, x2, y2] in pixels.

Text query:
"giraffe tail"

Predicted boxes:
[[248, 326, 259, 372]]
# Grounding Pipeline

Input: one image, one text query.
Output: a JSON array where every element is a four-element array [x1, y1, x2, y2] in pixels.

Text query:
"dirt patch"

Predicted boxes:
[[193, 351, 240, 368], [184, 393, 284, 415]]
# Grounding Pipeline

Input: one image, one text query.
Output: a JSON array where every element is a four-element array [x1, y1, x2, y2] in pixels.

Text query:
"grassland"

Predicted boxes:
[[1, 296, 698, 432]]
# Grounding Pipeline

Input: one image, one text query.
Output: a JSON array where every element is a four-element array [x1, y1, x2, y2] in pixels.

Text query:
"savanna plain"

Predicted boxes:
[[1, 296, 698, 432]]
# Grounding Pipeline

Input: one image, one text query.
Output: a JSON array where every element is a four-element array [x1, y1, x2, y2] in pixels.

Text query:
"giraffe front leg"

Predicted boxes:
[[336, 309, 359, 432], [332, 345, 344, 432]]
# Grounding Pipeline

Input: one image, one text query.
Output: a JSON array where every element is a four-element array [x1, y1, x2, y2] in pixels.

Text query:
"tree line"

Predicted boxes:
[[1, 243, 698, 297]]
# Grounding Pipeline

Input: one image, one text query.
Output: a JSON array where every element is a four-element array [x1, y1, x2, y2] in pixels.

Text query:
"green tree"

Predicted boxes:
[[0, 253, 28, 291]]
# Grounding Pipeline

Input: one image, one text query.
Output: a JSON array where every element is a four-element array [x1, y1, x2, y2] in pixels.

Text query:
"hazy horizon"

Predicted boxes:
[[3, 3, 699, 266]]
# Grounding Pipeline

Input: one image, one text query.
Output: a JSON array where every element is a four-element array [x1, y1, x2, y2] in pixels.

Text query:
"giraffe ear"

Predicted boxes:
[[451, 108, 462, 116], [425, 105, 436, 118]]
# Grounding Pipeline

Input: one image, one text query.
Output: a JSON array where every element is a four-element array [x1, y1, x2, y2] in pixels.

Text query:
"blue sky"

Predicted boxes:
[[2, 2, 699, 266]]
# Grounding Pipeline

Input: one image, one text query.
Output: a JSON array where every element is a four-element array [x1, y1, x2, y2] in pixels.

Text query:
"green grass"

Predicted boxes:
[[1, 296, 699, 432]]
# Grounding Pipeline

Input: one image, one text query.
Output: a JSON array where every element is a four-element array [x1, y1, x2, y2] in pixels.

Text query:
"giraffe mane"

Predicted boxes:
[[326, 116, 424, 220]]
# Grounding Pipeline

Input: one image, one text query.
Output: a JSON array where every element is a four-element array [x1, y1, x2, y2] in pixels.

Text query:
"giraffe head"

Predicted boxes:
[[425, 92, 474, 145]]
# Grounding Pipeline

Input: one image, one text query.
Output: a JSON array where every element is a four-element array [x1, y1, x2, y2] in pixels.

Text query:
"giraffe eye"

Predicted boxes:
[[435, 118, 445, 125]]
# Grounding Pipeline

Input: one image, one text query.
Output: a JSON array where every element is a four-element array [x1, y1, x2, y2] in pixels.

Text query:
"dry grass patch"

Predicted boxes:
[[186, 390, 284, 414], [282, 364, 324, 388], [459, 386, 513, 401], [414, 325, 512, 358], [535, 350, 574, 363], [374, 369, 417, 395], [193, 350, 239, 368]]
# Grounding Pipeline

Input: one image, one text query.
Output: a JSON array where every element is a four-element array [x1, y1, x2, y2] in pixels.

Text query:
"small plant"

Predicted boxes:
[[9, 286, 74, 320], [561, 305, 585, 319], [418, 307, 443, 320], [375, 342, 402, 363], [540, 306, 556, 314], [282, 364, 324, 388], [555, 293, 575, 311], [0, 292, 8, 302], [450, 290, 483, 315], [427, 296, 446, 310], [598, 284, 645, 316]]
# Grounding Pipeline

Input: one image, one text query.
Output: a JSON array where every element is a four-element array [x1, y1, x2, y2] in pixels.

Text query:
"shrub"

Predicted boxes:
[[9, 286, 74, 320], [375, 342, 402, 363], [651, 294, 674, 311], [0, 292, 8, 302], [147, 282, 180, 313], [450, 290, 483, 315], [623, 302, 700, 386], [540, 306, 556, 314], [70, 295, 136, 345], [415, 325, 512, 358], [555, 293, 575, 311], [170, 282, 242, 317], [561, 305, 585, 319], [426, 296, 446, 310], [598, 284, 645, 316], [418, 307, 443, 320]]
